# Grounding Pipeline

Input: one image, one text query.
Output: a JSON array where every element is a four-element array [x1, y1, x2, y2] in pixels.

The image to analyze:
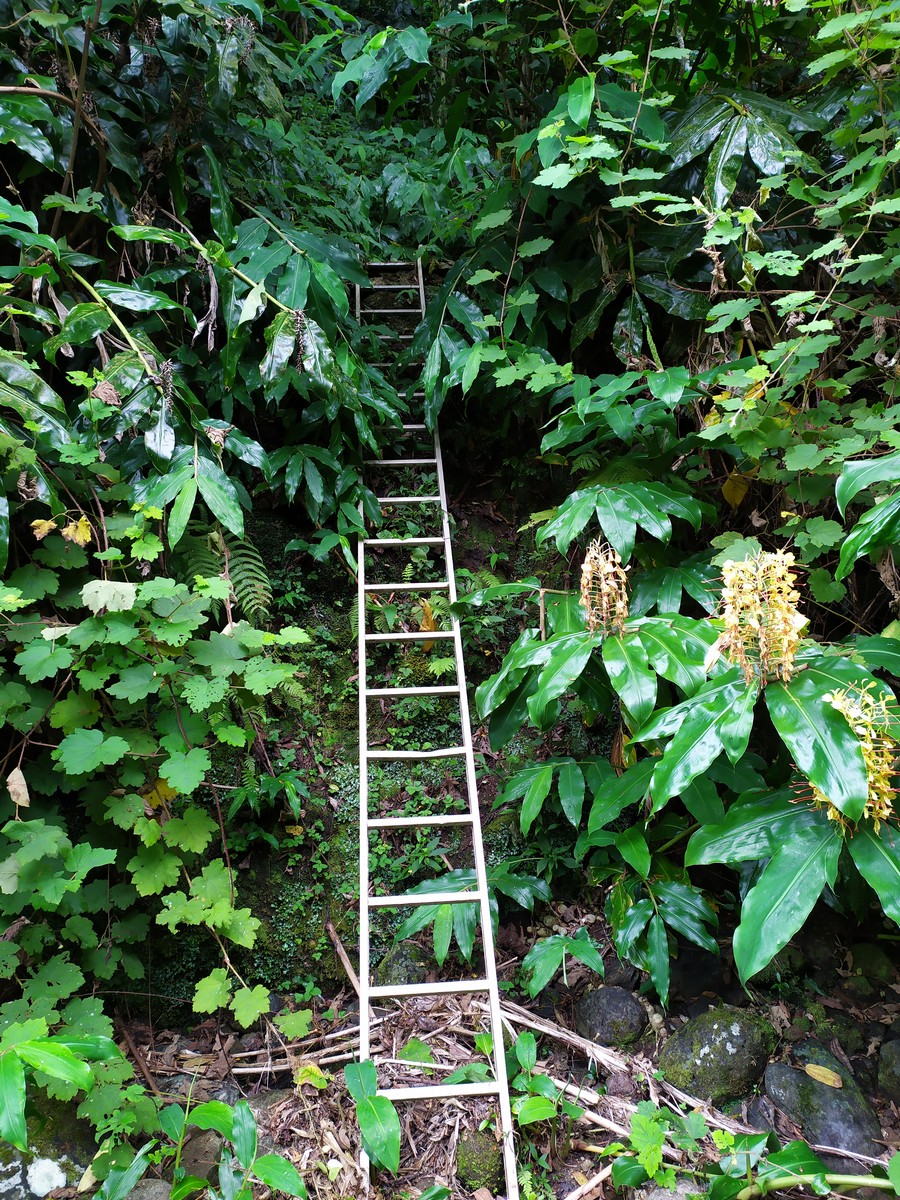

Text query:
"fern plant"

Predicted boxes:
[[177, 528, 273, 621]]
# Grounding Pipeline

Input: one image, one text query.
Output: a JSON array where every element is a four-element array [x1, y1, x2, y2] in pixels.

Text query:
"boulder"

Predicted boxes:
[[374, 942, 427, 988], [658, 1006, 774, 1104], [180, 1128, 224, 1182], [879, 1038, 900, 1104], [128, 1183, 173, 1200], [575, 987, 648, 1048], [763, 1041, 881, 1167], [456, 1128, 503, 1192]]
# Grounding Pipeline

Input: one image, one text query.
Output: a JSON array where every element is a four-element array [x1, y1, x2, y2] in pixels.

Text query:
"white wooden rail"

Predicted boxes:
[[354, 261, 519, 1198]]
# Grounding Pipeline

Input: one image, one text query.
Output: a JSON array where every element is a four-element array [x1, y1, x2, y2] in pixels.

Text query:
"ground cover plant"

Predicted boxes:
[[1, 0, 900, 1191]]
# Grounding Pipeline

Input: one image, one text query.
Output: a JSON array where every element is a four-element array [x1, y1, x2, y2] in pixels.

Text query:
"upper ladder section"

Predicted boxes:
[[355, 261, 519, 1199]]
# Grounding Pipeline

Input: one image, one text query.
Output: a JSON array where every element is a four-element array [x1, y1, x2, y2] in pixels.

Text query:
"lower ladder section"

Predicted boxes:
[[355, 261, 519, 1198]]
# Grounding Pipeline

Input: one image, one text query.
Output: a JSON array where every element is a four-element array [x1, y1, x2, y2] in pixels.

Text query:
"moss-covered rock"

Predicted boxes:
[[456, 1128, 503, 1192], [659, 1006, 775, 1104], [764, 1041, 881, 1166], [374, 942, 427, 988]]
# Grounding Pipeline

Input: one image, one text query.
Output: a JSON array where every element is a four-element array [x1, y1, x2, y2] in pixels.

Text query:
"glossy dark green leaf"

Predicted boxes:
[[849, 635, 900, 676], [567, 74, 595, 128], [611, 291, 648, 365], [836, 451, 900, 515], [527, 632, 600, 727], [196, 456, 245, 538], [558, 760, 585, 827], [644, 913, 670, 1006], [145, 403, 175, 469], [848, 824, 900, 925], [836, 491, 900, 580], [705, 117, 748, 207], [587, 759, 653, 837], [521, 764, 554, 837], [252, 1155, 307, 1198], [261, 313, 296, 384], [344, 1059, 377, 1101], [0, 493, 8, 576], [655, 880, 718, 954], [603, 632, 657, 727], [0, 1054, 26, 1150], [433, 904, 453, 965], [636, 276, 710, 321], [766, 667, 868, 821], [668, 98, 731, 168], [685, 790, 806, 866], [615, 826, 650, 878], [733, 813, 840, 983], [203, 147, 236, 247]]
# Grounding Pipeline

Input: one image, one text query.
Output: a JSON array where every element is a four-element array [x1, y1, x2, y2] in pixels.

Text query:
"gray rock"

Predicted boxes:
[[638, 1178, 707, 1200], [764, 1041, 881, 1167], [605, 955, 641, 990], [374, 942, 427, 988], [128, 1182, 173, 1200], [576, 987, 648, 1048], [180, 1128, 224, 1182], [850, 943, 896, 986], [658, 1006, 774, 1104], [879, 1039, 900, 1103]]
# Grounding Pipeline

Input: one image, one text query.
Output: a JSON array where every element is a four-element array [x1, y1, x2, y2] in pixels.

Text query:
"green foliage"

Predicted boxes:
[[344, 1059, 401, 1175]]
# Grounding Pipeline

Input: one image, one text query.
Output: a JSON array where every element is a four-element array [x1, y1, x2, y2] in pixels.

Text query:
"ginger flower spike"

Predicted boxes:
[[811, 683, 898, 832], [717, 550, 804, 684], [580, 540, 629, 636]]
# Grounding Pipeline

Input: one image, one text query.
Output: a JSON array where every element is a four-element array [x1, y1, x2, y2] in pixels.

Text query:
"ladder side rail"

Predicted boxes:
[[356, 499, 372, 1189], [434, 423, 521, 1200]]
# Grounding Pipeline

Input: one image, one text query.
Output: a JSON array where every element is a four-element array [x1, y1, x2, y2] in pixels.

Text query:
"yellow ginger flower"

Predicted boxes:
[[580, 540, 629, 635], [715, 550, 805, 684], [812, 684, 897, 831]]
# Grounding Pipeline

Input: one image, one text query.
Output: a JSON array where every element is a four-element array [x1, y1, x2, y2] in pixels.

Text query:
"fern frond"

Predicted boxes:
[[429, 656, 457, 677], [228, 539, 272, 620]]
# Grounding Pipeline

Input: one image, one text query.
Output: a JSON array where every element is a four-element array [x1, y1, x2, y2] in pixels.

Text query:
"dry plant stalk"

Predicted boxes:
[[814, 683, 898, 830], [716, 550, 804, 684], [580, 539, 629, 635]]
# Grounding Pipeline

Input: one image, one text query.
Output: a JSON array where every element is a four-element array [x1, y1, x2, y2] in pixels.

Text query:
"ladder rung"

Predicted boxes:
[[369, 283, 417, 290], [365, 685, 460, 697], [366, 747, 466, 760], [364, 537, 443, 547], [377, 496, 442, 504], [364, 458, 437, 466], [402, 423, 428, 430], [364, 630, 455, 642], [378, 1081, 500, 1101], [368, 889, 482, 908], [364, 581, 450, 592], [367, 262, 414, 269], [368, 979, 490, 999], [367, 814, 473, 830], [363, 307, 422, 315]]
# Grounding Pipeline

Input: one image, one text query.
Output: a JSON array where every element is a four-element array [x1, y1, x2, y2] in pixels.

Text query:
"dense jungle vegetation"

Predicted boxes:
[[2, 0, 900, 1189]]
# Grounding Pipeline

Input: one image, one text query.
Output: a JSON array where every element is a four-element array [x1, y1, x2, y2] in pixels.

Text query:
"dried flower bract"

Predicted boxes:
[[716, 550, 804, 684], [580, 539, 629, 635]]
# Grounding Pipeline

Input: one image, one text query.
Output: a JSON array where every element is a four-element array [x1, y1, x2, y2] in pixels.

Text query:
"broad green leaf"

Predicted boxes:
[[15, 1041, 92, 1089], [706, 117, 748, 207], [187, 1100, 234, 1139], [766, 666, 868, 820], [686, 790, 809, 865], [433, 904, 453, 965], [648, 679, 746, 809], [586, 759, 652, 837], [848, 824, 900, 925], [344, 1060, 377, 1101], [733, 814, 840, 983], [516, 1031, 537, 1071], [567, 74, 595, 128], [168, 480, 197, 549], [836, 491, 900, 580], [603, 632, 657, 727], [193, 969, 232, 1013], [557, 760, 585, 827], [196, 456, 244, 538], [616, 827, 650, 877], [231, 985, 270, 1027], [527, 632, 599, 727], [521, 764, 554, 837], [53, 729, 130, 775], [644, 913, 670, 1006], [97, 1144, 153, 1200], [232, 1100, 258, 1169], [517, 1096, 557, 1124], [0, 1054, 26, 1150], [357, 1095, 401, 1173], [252, 1155, 307, 1198]]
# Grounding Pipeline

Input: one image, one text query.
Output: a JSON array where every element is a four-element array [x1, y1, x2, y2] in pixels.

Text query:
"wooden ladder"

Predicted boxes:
[[354, 261, 519, 1198]]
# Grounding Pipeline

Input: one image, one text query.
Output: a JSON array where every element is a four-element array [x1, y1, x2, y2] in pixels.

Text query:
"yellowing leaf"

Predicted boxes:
[[804, 1063, 842, 1088], [419, 598, 437, 651], [62, 516, 93, 547], [31, 519, 58, 541], [293, 1062, 329, 1089], [143, 778, 177, 809], [722, 471, 750, 511]]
